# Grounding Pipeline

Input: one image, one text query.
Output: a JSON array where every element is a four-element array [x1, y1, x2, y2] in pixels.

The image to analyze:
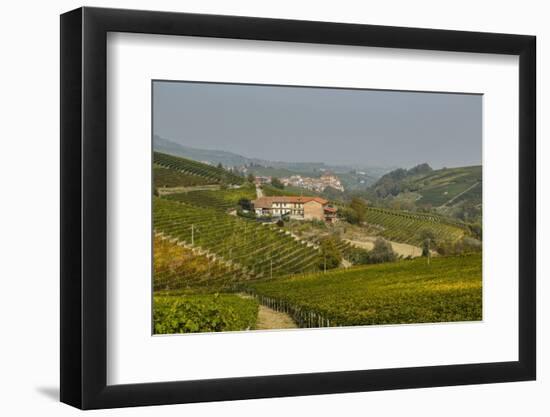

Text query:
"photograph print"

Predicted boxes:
[[152, 80, 482, 335]]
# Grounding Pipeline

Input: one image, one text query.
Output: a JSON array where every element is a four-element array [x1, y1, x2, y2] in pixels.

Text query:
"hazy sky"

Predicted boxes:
[[153, 81, 482, 169]]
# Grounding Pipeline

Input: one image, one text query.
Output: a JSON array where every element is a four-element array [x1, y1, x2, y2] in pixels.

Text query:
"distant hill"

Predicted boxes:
[[153, 135, 389, 184], [370, 164, 482, 214]]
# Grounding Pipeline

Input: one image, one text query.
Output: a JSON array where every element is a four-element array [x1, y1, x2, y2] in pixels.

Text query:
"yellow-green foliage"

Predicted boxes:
[[154, 294, 258, 334], [154, 236, 249, 291], [250, 254, 482, 326]]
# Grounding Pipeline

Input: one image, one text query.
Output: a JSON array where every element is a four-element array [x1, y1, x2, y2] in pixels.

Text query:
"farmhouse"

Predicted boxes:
[[251, 196, 337, 223]]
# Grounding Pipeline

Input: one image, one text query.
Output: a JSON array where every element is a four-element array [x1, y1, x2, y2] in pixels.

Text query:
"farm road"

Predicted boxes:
[[239, 294, 297, 330]]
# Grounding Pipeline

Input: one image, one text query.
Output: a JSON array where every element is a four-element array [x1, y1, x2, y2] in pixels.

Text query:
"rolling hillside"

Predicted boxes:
[[164, 185, 256, 211], [154, 197, 321, 278], [249, 253, 482, 327], [154, 151, 245, 185], [370, 164, 482, 210], [363, 206, 467, 244]]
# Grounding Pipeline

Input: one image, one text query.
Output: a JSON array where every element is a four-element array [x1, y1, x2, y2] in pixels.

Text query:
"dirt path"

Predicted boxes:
[[256, 305, 298, 330], [239, 293, 297, 330], [440, 181, 480, 207], [344, 237, 423, 258]]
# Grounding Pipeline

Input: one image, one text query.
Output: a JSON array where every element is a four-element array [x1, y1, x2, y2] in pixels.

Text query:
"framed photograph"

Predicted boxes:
[[60, 7, 536, 409]]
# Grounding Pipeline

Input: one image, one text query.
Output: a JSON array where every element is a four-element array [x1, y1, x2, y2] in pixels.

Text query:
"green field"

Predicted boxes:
[[154, 197, 321, 277], [154, 294, 259, 334], [363, 206, 467, 244], [164, 185, 256, 211], [154, 151, 245, 185], [249, 254, 482, 327]]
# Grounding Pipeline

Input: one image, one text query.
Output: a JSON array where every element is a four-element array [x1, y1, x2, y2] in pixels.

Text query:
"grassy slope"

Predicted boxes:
[[250, 254, 482, 326]]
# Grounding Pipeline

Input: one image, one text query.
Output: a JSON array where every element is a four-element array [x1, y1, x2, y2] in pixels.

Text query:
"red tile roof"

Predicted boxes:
[[252, 196, 328, 208]]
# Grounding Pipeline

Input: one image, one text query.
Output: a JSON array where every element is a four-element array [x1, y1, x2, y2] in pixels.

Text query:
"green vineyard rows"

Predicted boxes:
[[154, 294, 259, 334], [364, 206, 466, 244], [154, 197, 321, 278], [164, 185, 256, 211], [248, 254, 482, 327], [154, 166, 215, 188], [154, 151, 245, 185]]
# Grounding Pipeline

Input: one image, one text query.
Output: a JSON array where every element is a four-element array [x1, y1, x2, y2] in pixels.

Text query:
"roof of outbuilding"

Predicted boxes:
[[251, 196, 328, 208]]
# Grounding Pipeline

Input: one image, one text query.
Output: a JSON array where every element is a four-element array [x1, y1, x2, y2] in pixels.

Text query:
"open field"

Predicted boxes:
[[249, 254, 481, 327]]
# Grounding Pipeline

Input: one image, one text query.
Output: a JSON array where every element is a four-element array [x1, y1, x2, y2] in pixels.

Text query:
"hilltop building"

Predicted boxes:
[[251, 196, 337, 223]]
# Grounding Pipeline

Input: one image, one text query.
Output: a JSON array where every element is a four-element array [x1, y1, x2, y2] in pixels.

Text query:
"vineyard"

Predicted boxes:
[[262, 184, 319, 197], [363, 206, 466, 244], [154, 197, 321, 278], [413, 165, 482, 207], [164, 185, 256, 211], [154, 236, 252, 292], [154, 151, 245, 185], [248, 254, 482, 327], [154, 166, 216, 188], [154, 294, 259, 334]]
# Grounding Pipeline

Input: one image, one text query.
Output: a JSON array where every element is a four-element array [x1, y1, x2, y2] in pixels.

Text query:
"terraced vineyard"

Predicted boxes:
[[154, 151, 245, 185], [154, 197, 321, 278], [364, 207, 466, 244], [261, 184, 319, 197], [164, 185, 256, 211], [154, 166, 216, 188], [154, 236, 251, 292], [248, 254, 482, 327]]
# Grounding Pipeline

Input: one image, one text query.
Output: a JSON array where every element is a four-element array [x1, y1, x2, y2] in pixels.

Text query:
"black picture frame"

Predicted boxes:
[[60, 6, 536, 410]]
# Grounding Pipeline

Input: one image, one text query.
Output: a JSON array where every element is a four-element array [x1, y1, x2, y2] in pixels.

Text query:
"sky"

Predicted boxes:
[[153, 81, 482, 169]]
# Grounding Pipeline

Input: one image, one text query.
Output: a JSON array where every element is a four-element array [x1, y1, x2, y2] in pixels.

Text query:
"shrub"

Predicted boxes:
[[368, 238, 397, 264], [318, 237, 343, 270]]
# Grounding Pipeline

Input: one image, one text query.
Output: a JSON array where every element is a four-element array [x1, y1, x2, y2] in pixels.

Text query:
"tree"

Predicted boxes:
[[238, 198, 252, 210], [247, 173, 255, 183], [318, 237, 343, 271], [368, 238, 396, 263], [417, 228, 436, 263], [339, 207, 359, 224], [217, 162, 223, 169], [271, 177, 284, 189], [349, 197, 367, 224]]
